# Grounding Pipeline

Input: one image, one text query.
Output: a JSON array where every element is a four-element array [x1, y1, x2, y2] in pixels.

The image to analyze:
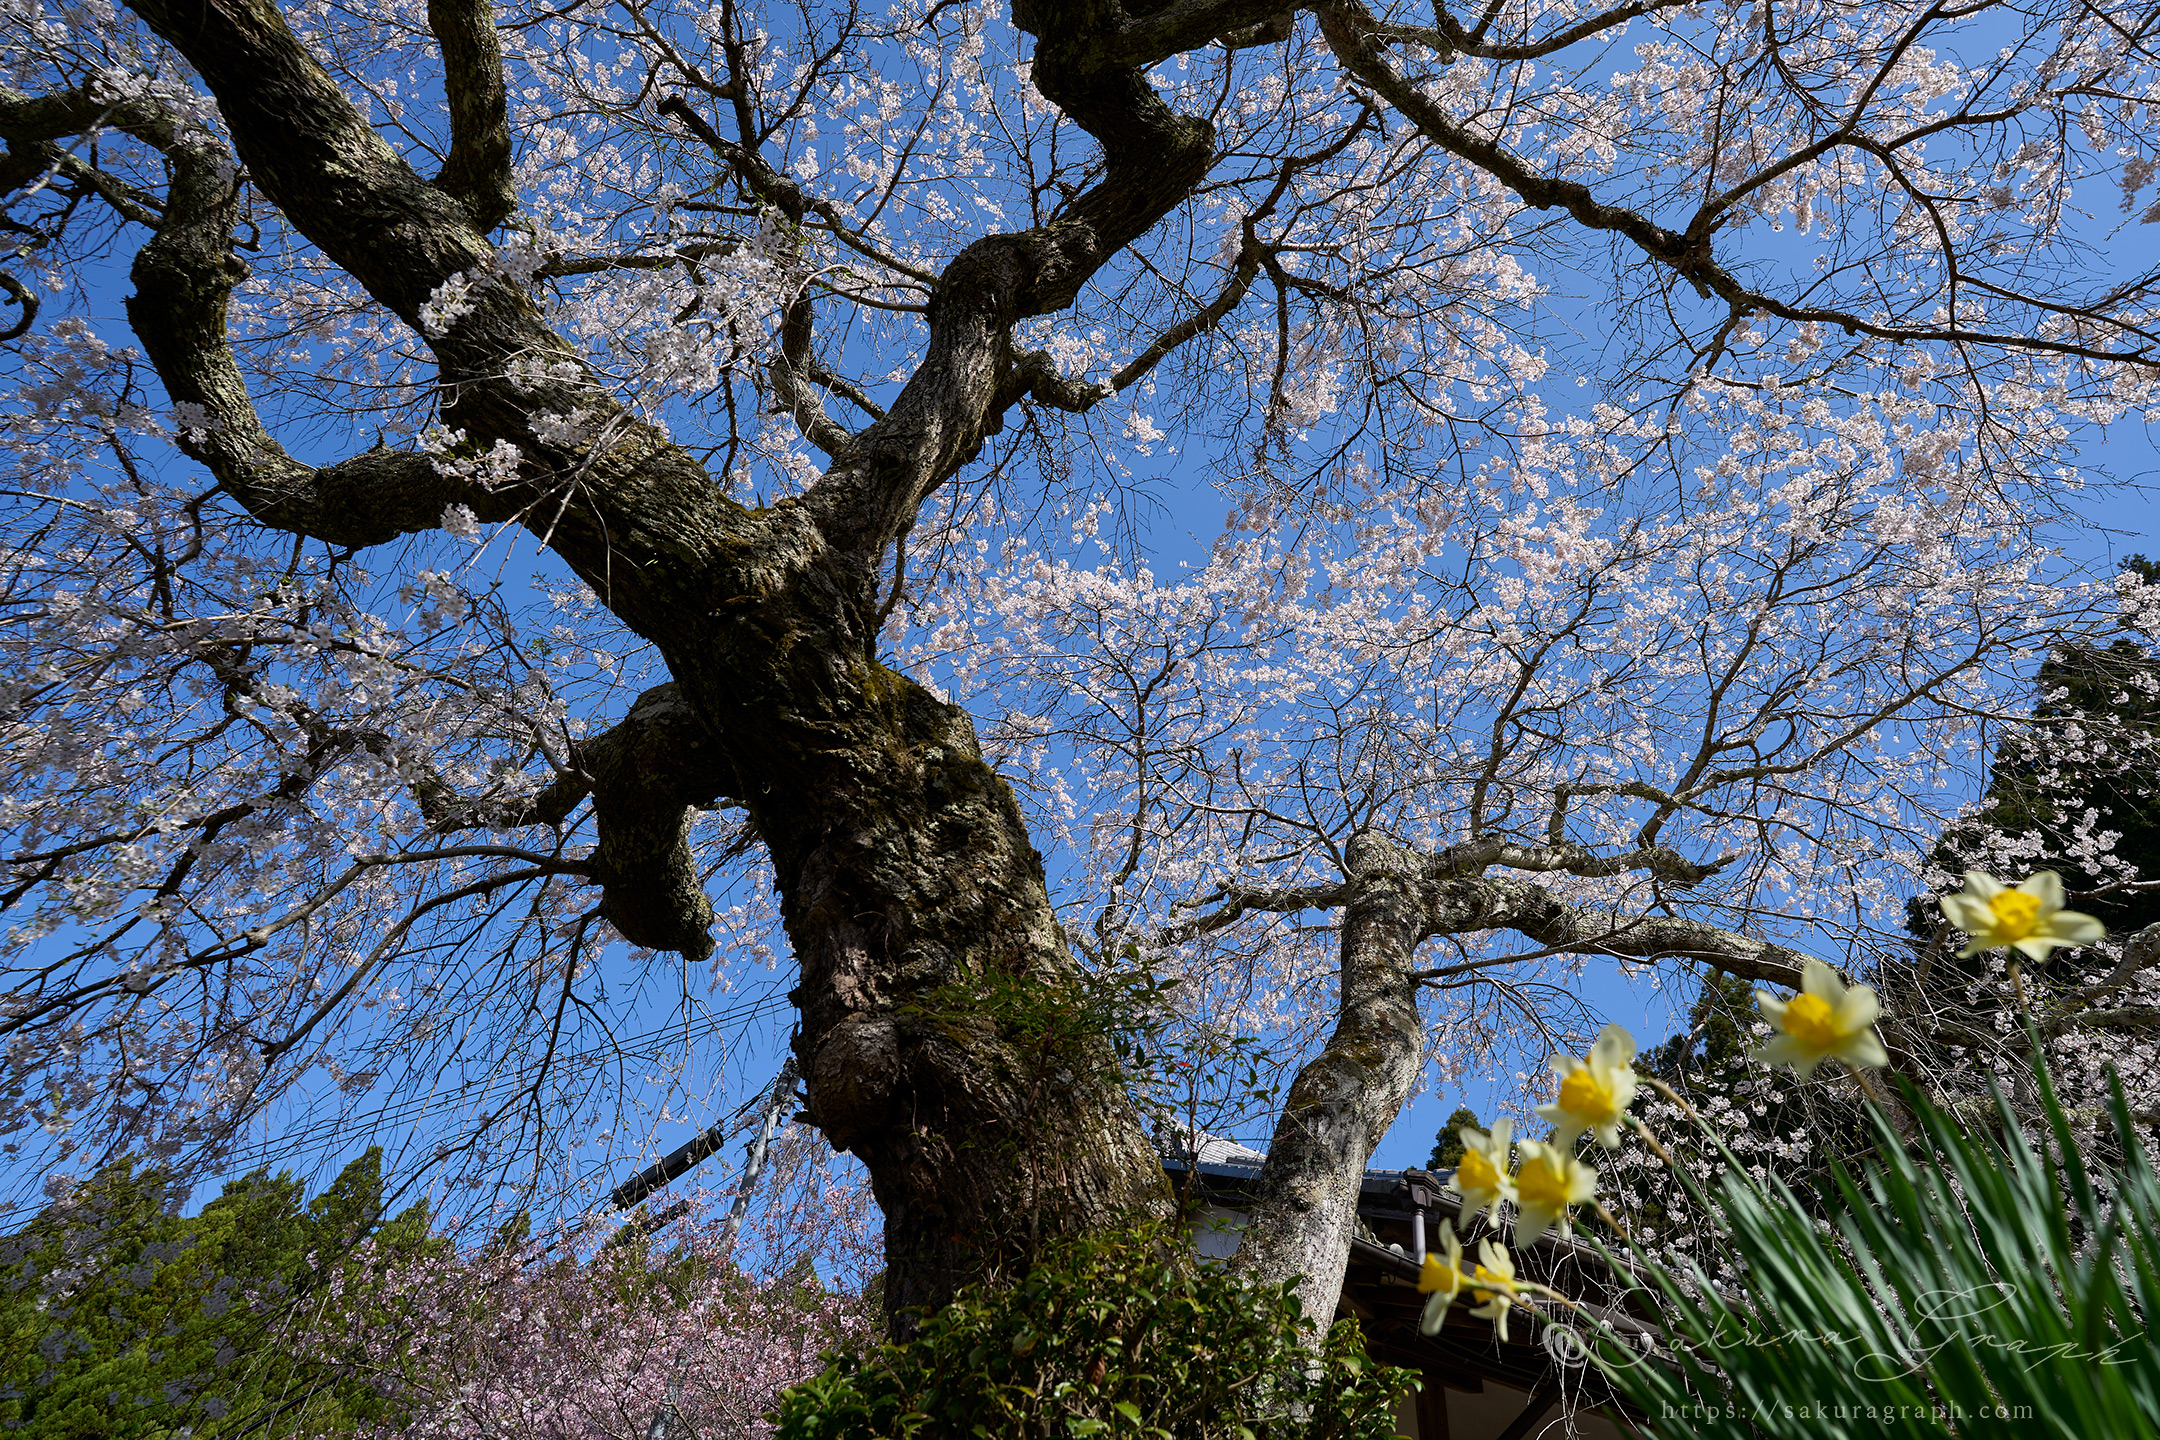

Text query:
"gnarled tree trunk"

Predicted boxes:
[[111, 0, 1254, 1322]]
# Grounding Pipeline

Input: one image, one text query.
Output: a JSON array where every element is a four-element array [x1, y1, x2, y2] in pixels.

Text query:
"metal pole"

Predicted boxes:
[[719, 1054, 799, 1252], [634, 1055, 801, 1437]]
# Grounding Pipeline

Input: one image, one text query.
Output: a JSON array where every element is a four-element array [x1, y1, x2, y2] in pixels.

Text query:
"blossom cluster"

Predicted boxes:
[[285, 1138, 877, 1440]]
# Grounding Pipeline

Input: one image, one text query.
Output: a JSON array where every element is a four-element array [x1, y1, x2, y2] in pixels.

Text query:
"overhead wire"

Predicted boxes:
[[204, 992, 793, 1179]]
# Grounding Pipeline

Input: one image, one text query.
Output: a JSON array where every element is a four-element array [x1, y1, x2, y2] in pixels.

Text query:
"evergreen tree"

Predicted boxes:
[[1425, 1106, 1483, 1170], [0, 1149, 436, 1438], [1913, 556, 2160, 958]]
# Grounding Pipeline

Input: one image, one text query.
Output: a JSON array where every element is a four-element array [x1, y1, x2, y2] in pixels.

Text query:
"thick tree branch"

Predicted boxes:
[[2, 84, 177, 228], [1163, 879, 1353, 942], [578, 682, 741, 959], [428, 0, 516, 231], [1228, 830, 1428, 1330], [419, 765, 591, 834], [1457, 876, 1811, 990], [0, 269, 33, 342], [791, 2, 1218, 558], [769, 292, 857, 458], [3, 136, 165, 226], [1101, 0, 1306, 64], [1428, 836, 1738, 885], [114, 100, 473, 545], [126, 0, 753, 637], [427, 683, 743, 957], [0, 82, 180, 147]]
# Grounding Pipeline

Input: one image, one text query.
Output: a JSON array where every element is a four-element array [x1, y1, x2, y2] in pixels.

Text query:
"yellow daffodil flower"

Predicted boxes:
[[1510, 1138, 1599, 1246], [1938, 870, 2105, 960], [1416, 1219, 1467, 1336], [1752, 958, 1890, 1078], [1445, 1118, 1514, 1221], [1466, 1238, 1522, 1344], [1536, 1022, 1639, 1149]]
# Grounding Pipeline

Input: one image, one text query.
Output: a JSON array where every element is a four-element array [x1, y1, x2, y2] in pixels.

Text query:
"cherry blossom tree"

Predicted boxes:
[[3, 0, 2158, 1335], [289, 1129, 876, 1440]]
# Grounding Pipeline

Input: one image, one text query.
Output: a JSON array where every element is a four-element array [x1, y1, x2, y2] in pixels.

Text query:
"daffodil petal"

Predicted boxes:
[[2021, 870, 2065, 910], [1938, 893, 1992, 931], [1754, 991, 1790, 1025], [1836, 1029, 1889, 1069], [1753, 1035, 1823, 1077], [1421, 1290, 1453, 1335], [1591, 1023, 1635, 1069], [1834, 985, 1881, 1031], [2013, 934, 2063, 961], [2047, 910, 2106, 943], [1962, 870, 2004, 900], [1800, 958, 1844, 1004]]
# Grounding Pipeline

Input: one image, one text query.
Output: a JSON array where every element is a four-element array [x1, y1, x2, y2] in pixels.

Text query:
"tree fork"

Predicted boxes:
[[117, 0, 1220, 1324]]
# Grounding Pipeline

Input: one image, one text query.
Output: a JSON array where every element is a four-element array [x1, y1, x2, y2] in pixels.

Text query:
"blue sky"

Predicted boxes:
[[21, 0, 2160, 1231]]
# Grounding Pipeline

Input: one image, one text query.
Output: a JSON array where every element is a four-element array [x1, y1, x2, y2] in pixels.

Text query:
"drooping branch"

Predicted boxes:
[[1316, 1, 2160, 367], [428, 0, 516, 231], [427, 681, 745, 958], [578, 682, 741, 959], [654, 92, 937, 285]]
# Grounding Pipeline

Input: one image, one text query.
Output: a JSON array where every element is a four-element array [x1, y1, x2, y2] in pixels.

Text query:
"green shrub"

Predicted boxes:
[[772, 1226, 1412, 1439]]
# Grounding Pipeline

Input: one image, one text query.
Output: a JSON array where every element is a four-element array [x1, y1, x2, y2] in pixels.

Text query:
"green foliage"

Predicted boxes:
[[913, 948, 1188, 1097], [1427, 1106, 1483, 1170], [772, 1225, 1414, 1439], [0, 1149, 438, 1438], [1591, 1047, 2160, 1438], [1637, 972, 1760, 1086]]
